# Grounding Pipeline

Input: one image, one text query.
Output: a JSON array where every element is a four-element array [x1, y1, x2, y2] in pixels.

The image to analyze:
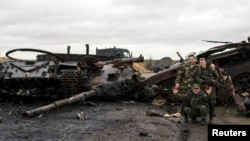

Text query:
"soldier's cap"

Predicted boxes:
[[192, 84, 200, 89]]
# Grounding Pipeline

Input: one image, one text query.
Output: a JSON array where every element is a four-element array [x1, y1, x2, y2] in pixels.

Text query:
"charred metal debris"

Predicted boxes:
[[0, 37, 250, 117]]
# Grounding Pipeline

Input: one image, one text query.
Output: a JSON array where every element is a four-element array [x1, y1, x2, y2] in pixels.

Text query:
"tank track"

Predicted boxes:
[[0, 87, 57, 99]]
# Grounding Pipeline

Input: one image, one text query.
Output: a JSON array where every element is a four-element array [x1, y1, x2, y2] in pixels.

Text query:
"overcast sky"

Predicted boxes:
[[0, 0, 250, 60]]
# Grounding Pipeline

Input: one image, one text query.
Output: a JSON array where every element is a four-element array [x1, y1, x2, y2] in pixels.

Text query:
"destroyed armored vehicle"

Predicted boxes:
[[0, 47, 144, 102], [138, 50, 237, 105], [196, 37, 250, 113], [140, 36, 250, 108], [196, 37, 250, 94]]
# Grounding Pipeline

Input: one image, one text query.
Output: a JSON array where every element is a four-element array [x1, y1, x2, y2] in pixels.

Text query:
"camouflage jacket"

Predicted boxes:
[[176, 90, 209, 115], [196, 65, 220, 104], [175, 63, 199, 93], [196, 65, 220, 84]]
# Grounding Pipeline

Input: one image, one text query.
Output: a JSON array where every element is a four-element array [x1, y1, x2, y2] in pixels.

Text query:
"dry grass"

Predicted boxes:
[[0, 57, 8, 62]]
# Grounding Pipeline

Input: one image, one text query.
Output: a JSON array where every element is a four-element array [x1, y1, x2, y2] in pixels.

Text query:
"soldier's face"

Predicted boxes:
[[188, 57, 196, 65], [192, 87, 200, 94], [199, 60, 206, 68]]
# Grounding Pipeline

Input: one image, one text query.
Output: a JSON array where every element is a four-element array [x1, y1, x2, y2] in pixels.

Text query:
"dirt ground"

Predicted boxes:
[[0, 71, 250, 141], [0, 96, 250, 141]]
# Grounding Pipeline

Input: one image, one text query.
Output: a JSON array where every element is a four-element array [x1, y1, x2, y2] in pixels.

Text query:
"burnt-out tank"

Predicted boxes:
[[137, 37, 250, 113], [136, 45, 240, 106], [0, 48, 144, 101], [196, 37, 250, 114], [196, 37, 250, 95]]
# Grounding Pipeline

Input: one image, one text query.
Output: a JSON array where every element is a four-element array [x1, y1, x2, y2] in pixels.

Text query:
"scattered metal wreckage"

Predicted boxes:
[[0, 45, 142, 98], [3, 49, 150, 101], [1, 37, 250, 117], [0, 47, 145, 117]]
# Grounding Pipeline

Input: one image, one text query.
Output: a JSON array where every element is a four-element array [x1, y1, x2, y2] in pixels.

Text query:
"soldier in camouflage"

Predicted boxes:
[[173, 83, 211, 125], [174, 55, 199, 94], [196, 58, 220, 124], [174, 55, 199, 120]]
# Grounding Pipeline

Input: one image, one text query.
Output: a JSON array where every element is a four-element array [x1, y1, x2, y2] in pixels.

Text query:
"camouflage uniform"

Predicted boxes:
[[176, 86, 209, 124], [174, 63, 199, 120], [175, 63, 199, 94], [196, 64, 220, 122]]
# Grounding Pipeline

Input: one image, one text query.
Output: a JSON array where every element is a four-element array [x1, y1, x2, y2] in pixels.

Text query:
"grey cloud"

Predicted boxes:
[[0, 0, 250, 60]]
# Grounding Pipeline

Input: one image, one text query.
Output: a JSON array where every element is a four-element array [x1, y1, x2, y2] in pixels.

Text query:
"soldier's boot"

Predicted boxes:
[[191, 117, 197, 124], [183, 113, 188, 123], [209, 115, 214, 124], [209, 104, 216, 117], [209, 111, 216, 124], [184, 116, 188, 123], [200, 118, 206, 125]]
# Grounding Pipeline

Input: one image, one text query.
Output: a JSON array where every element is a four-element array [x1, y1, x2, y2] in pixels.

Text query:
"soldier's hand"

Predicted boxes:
[[175, 83, 180, 89], [172, 86, 179, 94], [205, 86, 212, 95], [210, 63, 216, 70], [204, 83, 210, 90]]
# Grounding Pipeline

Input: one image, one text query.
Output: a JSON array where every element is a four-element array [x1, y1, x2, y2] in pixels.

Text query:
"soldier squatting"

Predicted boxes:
[[173, 55, 220, 125]]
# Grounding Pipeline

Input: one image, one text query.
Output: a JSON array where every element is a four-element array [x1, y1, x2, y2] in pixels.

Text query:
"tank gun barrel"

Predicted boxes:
[[23, 88, 101, 118], [23, 74, 141, 118]]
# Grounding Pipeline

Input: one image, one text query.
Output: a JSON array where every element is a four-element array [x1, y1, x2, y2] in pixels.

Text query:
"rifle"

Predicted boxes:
[[200, 76, 226, 88]]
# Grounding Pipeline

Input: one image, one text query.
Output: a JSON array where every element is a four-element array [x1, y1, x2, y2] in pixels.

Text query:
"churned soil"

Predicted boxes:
[[1, 71, 250, 141], [0, 96, 250, 141]]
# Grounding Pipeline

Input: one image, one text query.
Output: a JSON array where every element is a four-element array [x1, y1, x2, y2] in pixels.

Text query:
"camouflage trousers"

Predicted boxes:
[[184, 105, 209, 118]]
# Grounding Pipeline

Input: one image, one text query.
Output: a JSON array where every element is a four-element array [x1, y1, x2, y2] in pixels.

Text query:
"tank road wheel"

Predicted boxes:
[[59, 69, 79, 99], [232, 72, 250, 93]]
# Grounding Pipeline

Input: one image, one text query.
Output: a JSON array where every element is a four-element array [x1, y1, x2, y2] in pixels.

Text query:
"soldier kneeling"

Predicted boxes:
[[173, 83, 212, 125]]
